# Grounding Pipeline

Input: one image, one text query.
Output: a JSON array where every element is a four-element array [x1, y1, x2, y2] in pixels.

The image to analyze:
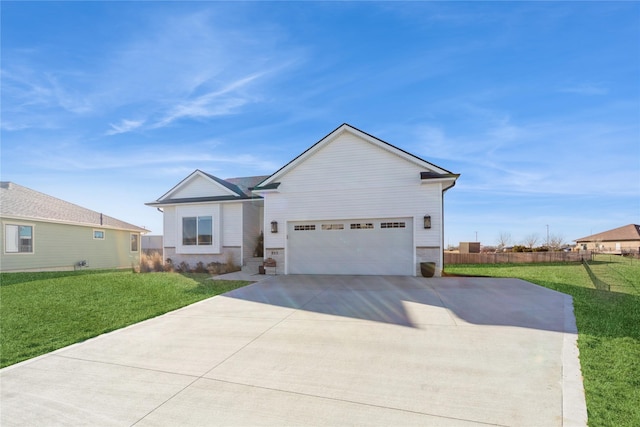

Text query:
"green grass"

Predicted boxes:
[[445, 261, 640, 427], [587, 254, 640, 295], [0, 270, 249, 368]]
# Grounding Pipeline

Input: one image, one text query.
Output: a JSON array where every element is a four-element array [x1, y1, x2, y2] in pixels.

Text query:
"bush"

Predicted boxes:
[[139, 253, 166, 273], [175, 261, 191, 273]]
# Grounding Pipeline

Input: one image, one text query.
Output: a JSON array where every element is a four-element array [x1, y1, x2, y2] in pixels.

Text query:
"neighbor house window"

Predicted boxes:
[[182, 216, 212, 246], [130, 233, 139, 252], [5, 224, 33, 253], [94, 230, 105, 240]]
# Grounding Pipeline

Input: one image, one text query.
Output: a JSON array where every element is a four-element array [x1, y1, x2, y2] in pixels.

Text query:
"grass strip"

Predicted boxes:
[[0, 270, 249, 368]]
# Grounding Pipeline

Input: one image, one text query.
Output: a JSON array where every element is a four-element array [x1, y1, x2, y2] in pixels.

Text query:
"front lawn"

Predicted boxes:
[[445, 261, 640, 427], [0, 270, 249, 368]]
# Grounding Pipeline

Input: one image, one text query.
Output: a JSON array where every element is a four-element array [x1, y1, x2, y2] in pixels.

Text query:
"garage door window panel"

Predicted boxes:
[[321, 224, 344, 230]]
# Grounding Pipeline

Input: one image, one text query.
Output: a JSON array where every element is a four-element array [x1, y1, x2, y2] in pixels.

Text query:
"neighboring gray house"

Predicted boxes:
[[1, 182, 148, 272], [147, 124, 459, 276]]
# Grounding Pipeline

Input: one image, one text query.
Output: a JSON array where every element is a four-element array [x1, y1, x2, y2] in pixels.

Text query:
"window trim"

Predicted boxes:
[[175, 205, 220, 255], [93, 229, 105, 240], [182, 215, 213, 246], [4, 222, 35, 255], [130, 233, 139, 252]]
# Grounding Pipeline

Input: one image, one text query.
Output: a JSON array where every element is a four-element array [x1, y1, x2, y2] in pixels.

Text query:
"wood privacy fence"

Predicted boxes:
[[444, 251, 593, 265]]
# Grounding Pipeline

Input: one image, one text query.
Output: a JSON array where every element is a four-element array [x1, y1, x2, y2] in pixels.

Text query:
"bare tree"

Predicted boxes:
[[523, 233, 539, 249], [497, 231, 511, 250], [549, 234, 565, 251]]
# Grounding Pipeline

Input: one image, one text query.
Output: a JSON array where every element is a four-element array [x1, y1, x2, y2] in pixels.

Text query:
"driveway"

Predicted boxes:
[[1, 275, 587, 426]]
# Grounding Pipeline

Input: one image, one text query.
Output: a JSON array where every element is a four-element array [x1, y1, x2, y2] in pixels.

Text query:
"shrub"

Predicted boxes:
[[175, 261, 191, 273], [195, 261, 207, 273]]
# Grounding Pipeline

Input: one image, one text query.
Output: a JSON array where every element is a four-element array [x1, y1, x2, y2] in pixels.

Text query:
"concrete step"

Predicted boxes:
[[242, 257, 264, 273]]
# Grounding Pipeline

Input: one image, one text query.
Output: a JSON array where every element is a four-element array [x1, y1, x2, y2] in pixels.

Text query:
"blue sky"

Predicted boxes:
[[2, 1, 639, 247]]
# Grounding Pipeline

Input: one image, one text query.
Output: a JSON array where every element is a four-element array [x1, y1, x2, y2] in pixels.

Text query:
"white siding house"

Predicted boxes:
[[146, 171, 267, 269], [148, 124, 458, 276], [252, 124, 458, 276]]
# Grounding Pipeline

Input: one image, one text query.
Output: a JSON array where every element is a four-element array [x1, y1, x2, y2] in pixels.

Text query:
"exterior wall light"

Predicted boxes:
[[423, 215, 431, 229], [271, 221, 278, 233]]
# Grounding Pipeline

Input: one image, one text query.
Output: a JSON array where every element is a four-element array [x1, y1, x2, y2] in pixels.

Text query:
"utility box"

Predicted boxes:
[[459, 242, 481, 254]]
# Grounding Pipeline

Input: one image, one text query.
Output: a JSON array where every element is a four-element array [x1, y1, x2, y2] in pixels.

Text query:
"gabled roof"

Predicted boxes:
[[253, 123, 458, 191], [575, 224, 640, 242], [147, 170, 268, 206], [0, 182, 147, 232]]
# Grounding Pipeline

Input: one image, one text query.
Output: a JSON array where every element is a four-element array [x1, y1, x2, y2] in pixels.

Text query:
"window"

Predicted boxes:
[[380, 222, 406, 229], [130, 233, 139, 252], [5, 224, 33, 253], [294, 224, 316, 231], [321, 224, 344, 230], [182, 216, 212, 246], [94, 230, 105, 240], [350, 223, 374, 229]]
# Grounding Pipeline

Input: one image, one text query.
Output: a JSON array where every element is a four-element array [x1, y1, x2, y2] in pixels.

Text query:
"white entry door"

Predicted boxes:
[[287, 218, 413, 275]]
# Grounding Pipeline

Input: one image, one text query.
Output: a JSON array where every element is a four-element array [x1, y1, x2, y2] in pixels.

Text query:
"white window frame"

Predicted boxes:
[[182, 216, 213, 246], [175, 205, 221, 254], [93, 229, 105, 240], [4, 222, 34, 254], [130, 233, 139, 252]]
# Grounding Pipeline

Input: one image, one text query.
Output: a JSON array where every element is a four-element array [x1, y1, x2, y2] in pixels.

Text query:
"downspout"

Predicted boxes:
[[441, 179, 458, 276]]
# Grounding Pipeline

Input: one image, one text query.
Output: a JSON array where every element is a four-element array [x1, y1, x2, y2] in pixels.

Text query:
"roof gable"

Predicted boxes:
[[149, 171, 269, 206], [158, 170, 245, 201], [0, 182, 147, 232], [254, 123, 455, 190], [575, 224, 640, 242]]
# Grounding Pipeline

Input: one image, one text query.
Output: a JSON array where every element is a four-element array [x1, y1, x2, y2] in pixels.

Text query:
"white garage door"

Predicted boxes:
[[287, 218, 413, 275]]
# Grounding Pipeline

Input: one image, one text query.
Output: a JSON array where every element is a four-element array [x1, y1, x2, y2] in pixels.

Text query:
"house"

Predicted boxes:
[[575, 224, 640, 254], [1, 182, 148, 272], [147, 124, 459, 276]]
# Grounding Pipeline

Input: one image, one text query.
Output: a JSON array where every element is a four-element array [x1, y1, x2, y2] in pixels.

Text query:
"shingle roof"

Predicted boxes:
[[0, 182, 147, 232], [225, 175, 271, 197], [575, 224, 640, 242]]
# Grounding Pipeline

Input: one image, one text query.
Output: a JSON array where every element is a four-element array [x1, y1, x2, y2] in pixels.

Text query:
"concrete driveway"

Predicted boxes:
[[1, 275, 587, 426]]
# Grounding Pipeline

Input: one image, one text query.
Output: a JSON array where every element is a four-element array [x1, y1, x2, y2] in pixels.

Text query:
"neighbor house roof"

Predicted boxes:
[[575, 224, 640, 242], [0, 182, 147, 232]]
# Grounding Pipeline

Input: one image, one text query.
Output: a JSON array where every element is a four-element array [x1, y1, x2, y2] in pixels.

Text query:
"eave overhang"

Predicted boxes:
[[145, 195, 263, 207], [420, 172, 460, 191]]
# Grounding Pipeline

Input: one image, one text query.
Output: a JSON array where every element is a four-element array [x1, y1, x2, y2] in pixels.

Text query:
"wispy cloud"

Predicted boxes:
[[152, 73, 265, 128], [558, 82, 608, 95], [106, 119, 145, 135]]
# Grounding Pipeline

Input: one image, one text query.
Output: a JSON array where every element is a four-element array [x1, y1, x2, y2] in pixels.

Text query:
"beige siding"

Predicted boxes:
[[1, 219, 140, 272], [578, 240, 640, 252]]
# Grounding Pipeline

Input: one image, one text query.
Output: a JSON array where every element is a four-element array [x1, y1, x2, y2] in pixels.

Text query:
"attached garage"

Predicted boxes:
[[253, 124, 459, 277], [287, 218, 413, 275]]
